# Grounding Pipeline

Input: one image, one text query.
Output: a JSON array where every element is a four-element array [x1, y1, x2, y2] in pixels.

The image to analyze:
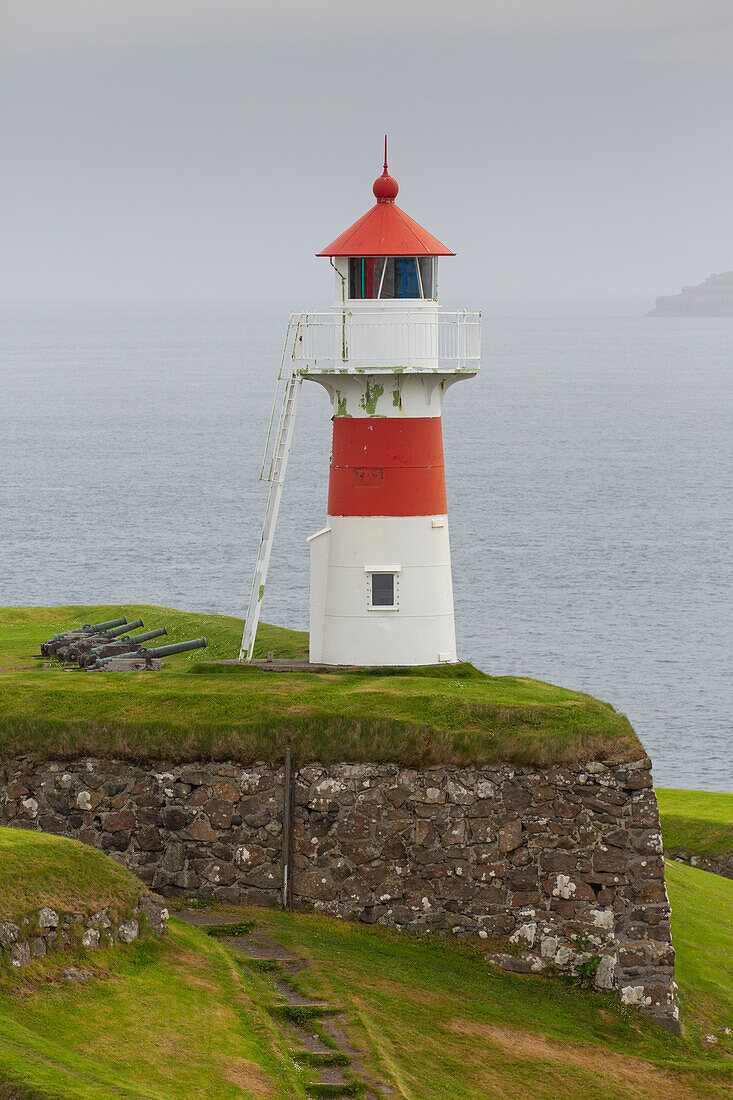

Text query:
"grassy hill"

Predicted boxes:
[[0, 922, 306, 1100], [0, 829, 145, 925], [0, 605, 641, 769], [0, 829, 307, 1100], [2, 825, 732, 1099]]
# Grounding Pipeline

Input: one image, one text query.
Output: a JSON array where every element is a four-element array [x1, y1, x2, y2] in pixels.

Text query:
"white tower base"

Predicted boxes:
[[308, 514, 457, 666]]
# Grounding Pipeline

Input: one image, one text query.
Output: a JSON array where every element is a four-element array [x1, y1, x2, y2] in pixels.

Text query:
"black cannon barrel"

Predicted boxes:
[[51, 616, 127, 641], [122, 626, 167, 644], [88, 636, 207, 669], [80, 627, 168, 668], [90, 627, 167, 654], [139, 637, 207, 659], [62, 618, 143, 658], [105, 618, 144, 638], [84, 616, 128, 633]]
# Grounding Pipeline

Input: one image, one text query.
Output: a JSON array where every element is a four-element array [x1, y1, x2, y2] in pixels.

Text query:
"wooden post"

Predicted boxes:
[[282, 749, 295, 909]]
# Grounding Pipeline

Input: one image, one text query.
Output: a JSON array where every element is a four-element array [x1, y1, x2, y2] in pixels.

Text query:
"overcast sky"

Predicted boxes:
[[4, 0, 733, 306]]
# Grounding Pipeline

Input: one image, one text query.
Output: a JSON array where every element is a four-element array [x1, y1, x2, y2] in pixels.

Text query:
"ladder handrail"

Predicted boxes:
[[239, 321, 304, 662], [260, 314, 301, 481]]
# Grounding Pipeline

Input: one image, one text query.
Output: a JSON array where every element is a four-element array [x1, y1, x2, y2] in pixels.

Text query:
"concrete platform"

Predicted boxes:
[[202, 658, 447, 673], [202, 659, 361, 673]]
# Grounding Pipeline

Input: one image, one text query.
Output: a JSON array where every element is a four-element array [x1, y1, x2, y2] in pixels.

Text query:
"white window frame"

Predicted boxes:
[[365, 567, 400, 611], [415, 258, 425, 299]]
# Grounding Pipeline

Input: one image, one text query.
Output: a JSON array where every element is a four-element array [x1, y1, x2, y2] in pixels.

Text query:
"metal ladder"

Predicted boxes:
[[239, 316, 303, 662]]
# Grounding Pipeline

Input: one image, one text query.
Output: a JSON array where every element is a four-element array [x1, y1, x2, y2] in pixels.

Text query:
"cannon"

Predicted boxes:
[[52, 617, 127, 641], [42, 616, 128, 656], [52, 620, 138, 661], [89, 626, 167, 654], [78, 627, 168, 668], [56, 618, 145, 663], [59, 618, 145, 662], [87, 636, 207, 671]]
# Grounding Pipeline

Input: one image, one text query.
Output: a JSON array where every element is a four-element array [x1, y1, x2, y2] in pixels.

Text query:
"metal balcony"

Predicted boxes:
[[288, 309, 481, 374]]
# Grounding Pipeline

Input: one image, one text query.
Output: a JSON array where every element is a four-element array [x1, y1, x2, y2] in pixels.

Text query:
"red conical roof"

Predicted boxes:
[[317, 145, 454, 258]]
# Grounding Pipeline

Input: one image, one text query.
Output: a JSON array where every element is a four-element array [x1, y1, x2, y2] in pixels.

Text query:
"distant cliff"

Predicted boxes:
[[648, 271, 733, 316]]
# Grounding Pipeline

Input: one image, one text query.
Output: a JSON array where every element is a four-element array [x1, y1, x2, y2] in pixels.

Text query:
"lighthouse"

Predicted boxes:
[[239, 145, 480, 666]]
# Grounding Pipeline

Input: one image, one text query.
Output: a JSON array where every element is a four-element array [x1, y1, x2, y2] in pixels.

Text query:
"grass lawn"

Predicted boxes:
[[0, 605, 641, 769], [667, 861, 733, 1043], [0, 828, 307, 1099], [657, 789, 733, 860]]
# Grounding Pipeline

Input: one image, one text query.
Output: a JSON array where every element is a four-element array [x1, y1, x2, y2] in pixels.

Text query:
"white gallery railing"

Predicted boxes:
[[288, 309, 481, 371]]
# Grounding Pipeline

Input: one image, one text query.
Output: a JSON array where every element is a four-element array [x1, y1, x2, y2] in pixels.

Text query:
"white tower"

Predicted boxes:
[[302, 150, 480, 665], [239, 147, 480, 666]]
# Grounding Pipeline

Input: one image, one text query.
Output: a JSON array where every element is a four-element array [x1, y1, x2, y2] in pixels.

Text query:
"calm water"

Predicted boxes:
[[1, 302, 731, 791]]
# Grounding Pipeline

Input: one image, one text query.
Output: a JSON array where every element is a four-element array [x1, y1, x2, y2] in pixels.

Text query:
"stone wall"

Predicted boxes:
[[0, 896, 168, 971], [0, 754, 680, 1031]]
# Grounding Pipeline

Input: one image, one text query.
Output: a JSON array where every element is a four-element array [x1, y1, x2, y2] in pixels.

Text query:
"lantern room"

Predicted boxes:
[[317, 145, 454, 309]]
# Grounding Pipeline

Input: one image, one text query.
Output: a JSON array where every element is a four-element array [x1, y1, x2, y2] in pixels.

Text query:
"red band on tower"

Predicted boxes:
[[327, 417, 447, 517]]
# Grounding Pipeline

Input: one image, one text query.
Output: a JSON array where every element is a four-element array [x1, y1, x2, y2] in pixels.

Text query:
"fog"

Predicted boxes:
[[4, 0, 733, 306]]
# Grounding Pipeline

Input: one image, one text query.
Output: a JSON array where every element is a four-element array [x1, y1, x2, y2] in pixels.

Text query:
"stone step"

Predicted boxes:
[[232, 941, 302, 965], [313, 1066, 349, 1085], [271, 1002, 339, 1021], [174, 910, 232, 928], [277, 997, 332, 1009], [296, 1051, 350, 1067], [272, 975, 329, 1006], [304, 1085, 362, 1099]]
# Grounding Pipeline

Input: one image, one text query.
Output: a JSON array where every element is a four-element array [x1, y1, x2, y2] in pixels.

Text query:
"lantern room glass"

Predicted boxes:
[[348, 257, 436, 301]]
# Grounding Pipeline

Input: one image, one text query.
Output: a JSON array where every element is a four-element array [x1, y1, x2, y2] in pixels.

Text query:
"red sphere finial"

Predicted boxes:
[[373, 134, 399, 203]]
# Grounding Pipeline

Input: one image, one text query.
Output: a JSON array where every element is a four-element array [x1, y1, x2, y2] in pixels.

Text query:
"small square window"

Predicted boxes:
[[365, 567, 400, 610], [371, 573, 395, 607]]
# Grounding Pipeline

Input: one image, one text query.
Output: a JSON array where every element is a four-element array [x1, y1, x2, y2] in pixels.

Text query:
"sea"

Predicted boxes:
[[1, 300, 731, 791]]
